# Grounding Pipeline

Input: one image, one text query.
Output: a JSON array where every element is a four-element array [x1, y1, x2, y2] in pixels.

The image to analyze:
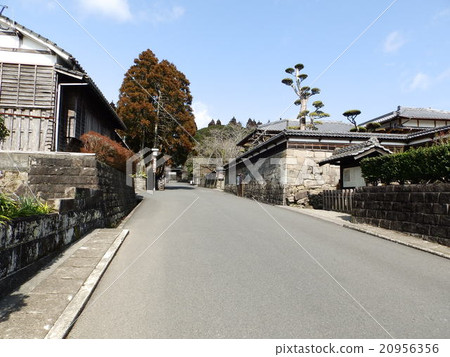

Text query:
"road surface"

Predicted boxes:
[[68, 184, 450, 338]]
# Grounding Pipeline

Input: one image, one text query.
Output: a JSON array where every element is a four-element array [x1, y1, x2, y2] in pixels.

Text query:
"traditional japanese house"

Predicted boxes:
[[0, 15, 125, 152]]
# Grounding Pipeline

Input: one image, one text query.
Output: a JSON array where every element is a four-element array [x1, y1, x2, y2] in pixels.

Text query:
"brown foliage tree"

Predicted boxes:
[[117, 49, 196, 165], [80, 131, 134, 172]]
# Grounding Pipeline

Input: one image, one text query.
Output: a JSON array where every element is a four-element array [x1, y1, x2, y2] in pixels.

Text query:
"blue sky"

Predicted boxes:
[[4, 0, 450, 128]]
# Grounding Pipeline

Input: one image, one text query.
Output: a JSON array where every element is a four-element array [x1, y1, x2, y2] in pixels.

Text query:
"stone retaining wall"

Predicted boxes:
[[224, 147, 339, 205], [352, 184, 450, 246], [0, 152, 137, 291], [224, 147, 287, 205], [0, 191, 104, 282]]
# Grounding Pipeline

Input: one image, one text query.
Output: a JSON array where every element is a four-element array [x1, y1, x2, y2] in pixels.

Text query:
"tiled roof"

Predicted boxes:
[[258, 119, 353, 133], [0, 15, 126, 130], [228, 125, 450, 167], [258, 119, 294, 131], [407, 124, 450, 139], [360, 106, 450, 126], [237, 119, 353, 147], [319, 137, 392, 165], [0, 15, 82, 70], [285, 129, 408, 140]]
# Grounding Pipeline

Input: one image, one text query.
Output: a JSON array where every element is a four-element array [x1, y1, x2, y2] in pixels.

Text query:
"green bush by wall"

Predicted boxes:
[[361, 144, 450, 184]]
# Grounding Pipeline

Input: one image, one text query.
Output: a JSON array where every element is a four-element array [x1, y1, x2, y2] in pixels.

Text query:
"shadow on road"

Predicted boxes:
[[0, 293, 28, 322], [164, 184, 196, 191], [338, 215, 352, 222]]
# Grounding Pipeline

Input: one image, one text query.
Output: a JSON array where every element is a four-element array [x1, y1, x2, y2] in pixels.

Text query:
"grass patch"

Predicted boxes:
[[0, 194, 54, 224]]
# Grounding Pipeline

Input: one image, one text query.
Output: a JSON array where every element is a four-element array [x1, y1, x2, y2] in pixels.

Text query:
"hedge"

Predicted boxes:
[[360, 144, 450, 184], [80, 131, 134, 172]]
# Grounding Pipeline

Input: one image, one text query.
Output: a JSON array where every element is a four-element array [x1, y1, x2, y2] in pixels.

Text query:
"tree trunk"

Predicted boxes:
[[299, 97, 308, 130]]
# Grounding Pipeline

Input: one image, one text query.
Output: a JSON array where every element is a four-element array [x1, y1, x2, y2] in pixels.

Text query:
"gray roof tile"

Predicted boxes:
[[258, 119, 353, 133], [319, 137, 392, 165], [360, 106, 450, 125]]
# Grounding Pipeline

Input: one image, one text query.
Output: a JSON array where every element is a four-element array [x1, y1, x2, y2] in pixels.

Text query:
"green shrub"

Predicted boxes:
[[365, 122, 381, 132], [349, 126, 367, 132], [0, 194, 54, 223], [0, 115, 9, 142], [361, 144, 450, 184]]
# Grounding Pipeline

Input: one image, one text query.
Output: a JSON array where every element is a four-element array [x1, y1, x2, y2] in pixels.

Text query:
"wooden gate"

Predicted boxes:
[[323, 189, 355, 213]]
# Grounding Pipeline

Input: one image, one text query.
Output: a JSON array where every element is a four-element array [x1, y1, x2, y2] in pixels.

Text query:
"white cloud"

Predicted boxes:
[[408, 72, 432, 91], [437, 68, 450, 82], [403, 68, 450, 93], [383, 31, 406, 53], [78, 0, 132, 22], [146, 5, 185, 25], [192, 102, 213, 129], [433, 8, 450, 21]]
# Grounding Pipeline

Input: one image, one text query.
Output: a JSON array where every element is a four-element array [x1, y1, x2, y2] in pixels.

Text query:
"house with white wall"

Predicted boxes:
[[0, 15, 125, 152]]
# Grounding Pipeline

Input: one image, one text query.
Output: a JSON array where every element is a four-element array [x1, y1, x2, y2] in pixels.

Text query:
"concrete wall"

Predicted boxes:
[[0, 152, 137, 290], [352, 184, 450, 246]]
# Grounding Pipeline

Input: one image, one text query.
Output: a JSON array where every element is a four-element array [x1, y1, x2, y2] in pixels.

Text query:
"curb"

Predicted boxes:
[[44, 229, 129, 339], [342, 223, 450, 261], [279, 206, 450, 261]]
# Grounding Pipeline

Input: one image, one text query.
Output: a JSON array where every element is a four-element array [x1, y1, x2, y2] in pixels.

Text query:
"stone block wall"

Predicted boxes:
[[285, 149, 339, 188], [225, 148, 288, 205], [0, 152, 136, 227], [0, 192, 107, 285], [27, 154, 99, 199], [0, 152, 137, 290], [96, 161, 137, 227], [352, 184, 450, 246], [224, 148, 339, 205]]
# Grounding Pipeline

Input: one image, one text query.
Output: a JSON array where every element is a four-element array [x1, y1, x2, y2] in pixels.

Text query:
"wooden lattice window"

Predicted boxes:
[[0, 63, 55, 108]]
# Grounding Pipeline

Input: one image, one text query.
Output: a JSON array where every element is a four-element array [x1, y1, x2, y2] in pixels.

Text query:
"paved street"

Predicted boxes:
[[68, 184, 450, 339]]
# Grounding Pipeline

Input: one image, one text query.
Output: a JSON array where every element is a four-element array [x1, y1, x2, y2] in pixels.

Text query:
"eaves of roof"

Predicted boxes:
[[285, 129, 408, 141], [227, 125, 450, 169], [226, 131, 287, 168], [360, 106, 450, 126], [319, 143, 392, 166], [0, 15, 126, 130], [359, 111, 396, 126], [0, 15, 83, 71], [406, 124, 450, 139]]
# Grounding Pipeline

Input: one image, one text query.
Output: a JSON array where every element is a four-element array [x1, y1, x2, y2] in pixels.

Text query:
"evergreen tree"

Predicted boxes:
[[229, 117, 238, 126], [117, 49, 196, 164], [246, 118, 258, 129], [282, 63, 322, 129], [343, 109, 362, 131]]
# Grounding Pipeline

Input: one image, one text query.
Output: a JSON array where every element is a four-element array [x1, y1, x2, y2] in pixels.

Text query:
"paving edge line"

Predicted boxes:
[[117, 195, 145, 229], [44, 229, 129, 339], [278, 206, 450, 261], [342, 223, 450, 261]]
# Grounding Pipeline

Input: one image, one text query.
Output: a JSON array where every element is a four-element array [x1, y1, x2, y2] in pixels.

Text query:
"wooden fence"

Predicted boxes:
[[323, 189, 355, 213]]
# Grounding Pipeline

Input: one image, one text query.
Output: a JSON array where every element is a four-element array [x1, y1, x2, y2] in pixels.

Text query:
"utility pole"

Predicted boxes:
[[152, 89, 162, 192]]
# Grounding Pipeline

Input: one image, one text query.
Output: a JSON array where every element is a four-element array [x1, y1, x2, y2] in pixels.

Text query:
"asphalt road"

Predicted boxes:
[[68, 184, 450, 338]]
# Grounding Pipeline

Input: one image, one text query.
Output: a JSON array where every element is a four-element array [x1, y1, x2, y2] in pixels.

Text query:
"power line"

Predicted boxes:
[[277, 0, 400, 121], [53, 0, 198, 146]]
